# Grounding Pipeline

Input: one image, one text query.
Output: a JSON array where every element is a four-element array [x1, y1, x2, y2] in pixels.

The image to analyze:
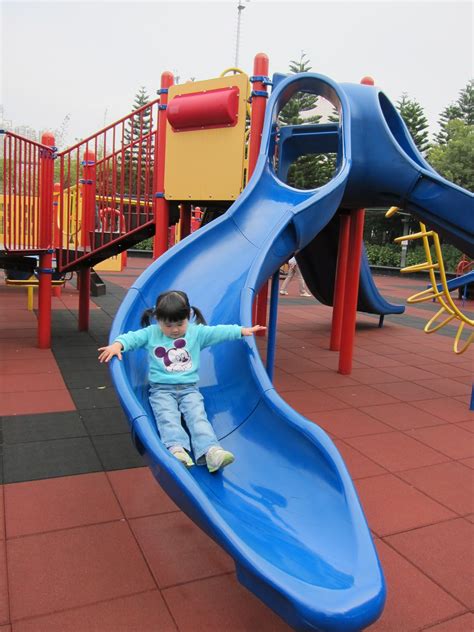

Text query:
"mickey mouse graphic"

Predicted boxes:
[[155, 339, 193, 372]]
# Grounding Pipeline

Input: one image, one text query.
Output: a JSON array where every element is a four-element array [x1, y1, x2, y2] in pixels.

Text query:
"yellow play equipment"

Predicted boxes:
[[0, 193, 40, 247], [386, 206, 473, 354], [164, 71, 250, 202]]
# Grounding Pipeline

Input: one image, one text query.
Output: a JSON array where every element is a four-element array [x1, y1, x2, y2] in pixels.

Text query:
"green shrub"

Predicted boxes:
[[133, 237, 153, 250], [365, 244, 381, 265], [365, 243, 400, 267], [405, 244, 463, 272]]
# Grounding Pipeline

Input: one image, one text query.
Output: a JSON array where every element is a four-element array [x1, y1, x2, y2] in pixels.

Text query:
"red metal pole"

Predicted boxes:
[[248, 53, 270, 335], [78, 149, 95, 331], [247, 53, 269, 176], [330, 212, 351, 351], [38, 132, 55, 349], [337, 76, 374, 373], [153, 71, 174, 259], [78, 267, 91, 331], [81, 149, 96, 250], [338, 208, 365, 374]]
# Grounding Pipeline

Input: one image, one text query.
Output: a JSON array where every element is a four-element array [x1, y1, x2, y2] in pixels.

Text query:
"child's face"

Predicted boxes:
[[159, 319, 189, 339]]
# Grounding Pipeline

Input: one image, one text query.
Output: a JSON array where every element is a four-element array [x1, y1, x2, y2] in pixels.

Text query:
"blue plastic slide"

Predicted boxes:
[[110, 74, 473, 631]]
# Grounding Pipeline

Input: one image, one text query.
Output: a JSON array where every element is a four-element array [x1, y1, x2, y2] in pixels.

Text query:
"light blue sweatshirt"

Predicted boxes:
[[115, 322, 242, 384]]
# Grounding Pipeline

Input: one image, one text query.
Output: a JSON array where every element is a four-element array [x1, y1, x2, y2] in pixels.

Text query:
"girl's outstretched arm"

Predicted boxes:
[[241, 325, 267, 336], [98, 341, 124, 363]]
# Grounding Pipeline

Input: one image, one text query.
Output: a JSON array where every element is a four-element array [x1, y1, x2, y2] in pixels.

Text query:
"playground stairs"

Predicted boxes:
[[0, 97, 164, 278]]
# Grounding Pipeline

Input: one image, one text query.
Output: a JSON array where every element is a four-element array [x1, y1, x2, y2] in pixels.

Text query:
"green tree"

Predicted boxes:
[[428, 120, 474, 191], [396, 93, 430, 154], [457, 79, 474, 125], [279, 54, 321, 127], [278, 53, 336, 189], [119, 87, 153, 196], [435, 103, 462, 144], [435, 79, 473, 144]]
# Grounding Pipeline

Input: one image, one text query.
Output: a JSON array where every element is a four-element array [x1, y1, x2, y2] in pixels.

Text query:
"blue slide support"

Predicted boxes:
[[110, 72, 473, 631]]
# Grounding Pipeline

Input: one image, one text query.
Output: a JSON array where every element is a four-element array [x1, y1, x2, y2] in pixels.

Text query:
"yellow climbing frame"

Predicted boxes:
[[386, 207, 473, 354]]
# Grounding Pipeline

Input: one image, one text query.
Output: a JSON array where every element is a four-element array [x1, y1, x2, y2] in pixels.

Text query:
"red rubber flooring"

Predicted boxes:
[[0, 262, 472, 631]]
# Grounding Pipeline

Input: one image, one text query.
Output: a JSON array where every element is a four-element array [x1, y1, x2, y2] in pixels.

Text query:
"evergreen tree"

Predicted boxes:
[[396, 93, 430, 154], [435, 103, 462, 144], [120, 87, 153, 196], [435, 80, 473, 144], [328, 107, 339, 123], [279, 54, 321, 127], [457, 79, 474, 125], [278, 53, 336, 189]]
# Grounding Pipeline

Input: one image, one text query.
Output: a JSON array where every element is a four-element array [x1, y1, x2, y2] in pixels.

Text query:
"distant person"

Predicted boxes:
[[280, 256, 311, 297], [98, 290, 265, 472]]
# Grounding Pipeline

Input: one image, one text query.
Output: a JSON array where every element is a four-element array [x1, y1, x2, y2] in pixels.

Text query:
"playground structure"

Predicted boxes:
[[1, 53, 473, 631], [387, 207, 473, 355]]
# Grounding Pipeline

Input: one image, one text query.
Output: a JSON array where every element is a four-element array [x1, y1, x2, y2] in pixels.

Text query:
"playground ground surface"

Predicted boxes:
[[0, 258, 472, 632]]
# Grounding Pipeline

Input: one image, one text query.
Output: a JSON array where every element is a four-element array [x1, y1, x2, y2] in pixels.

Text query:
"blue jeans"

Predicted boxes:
[[149, 383, 219, 464]]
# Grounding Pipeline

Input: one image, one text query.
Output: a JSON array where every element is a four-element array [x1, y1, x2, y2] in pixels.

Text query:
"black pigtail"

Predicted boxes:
[[140, 307, 156, 327], [191, 306, 207, 325]]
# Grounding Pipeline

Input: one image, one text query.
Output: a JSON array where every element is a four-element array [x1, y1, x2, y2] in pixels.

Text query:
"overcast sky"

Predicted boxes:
[[1, 0, 472, 147]]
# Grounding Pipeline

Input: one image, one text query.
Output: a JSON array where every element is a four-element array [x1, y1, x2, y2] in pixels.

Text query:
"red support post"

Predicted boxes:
[[330, 212, 351, 351], [247, 53, 269, 176], [179, 203, 192, 240], [338, 208, 365, 374], [248, 53, 270, 335], [336, 76, 374, 372], [78, 149, 96, 331], [81, 149, 96, 250], [78, 267, 91, 331], [37, 132, 55, 349], [153, 71, 174, 259], [53, 182, 61, 249]]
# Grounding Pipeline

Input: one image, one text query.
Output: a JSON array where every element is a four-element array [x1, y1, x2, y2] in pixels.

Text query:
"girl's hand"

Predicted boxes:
[[98, 342, 123, 363], [241, 325, 267, 336]]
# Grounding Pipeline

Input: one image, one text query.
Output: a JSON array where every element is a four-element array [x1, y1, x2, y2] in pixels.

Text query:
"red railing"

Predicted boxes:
[[1, 131, 56, 252], [57, 98, 161, 269]]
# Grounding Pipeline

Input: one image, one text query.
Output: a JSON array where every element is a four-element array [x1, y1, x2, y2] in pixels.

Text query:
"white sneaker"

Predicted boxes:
[[300, 291, 311, 297], [279, 290, 288, 295], [206, 446, 235, 473], [169, 446, 194, 468]]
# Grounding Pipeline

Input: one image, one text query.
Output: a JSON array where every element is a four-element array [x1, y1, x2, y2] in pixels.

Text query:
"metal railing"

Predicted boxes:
[[56, 98, 160, 269], [1, 131, 55, 252]]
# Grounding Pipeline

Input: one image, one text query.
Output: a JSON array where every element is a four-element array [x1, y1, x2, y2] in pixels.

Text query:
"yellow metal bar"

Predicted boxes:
[[391, 216, 473, 356], [27, 286, 34, 311], [454, 321, 474, 355], [394, 230, 435, 243], [424, 306, 456, 333], [96, 194, 152, 208], [406, 288, 445, 304], [219, 67, 245, 76], [401, 262, 439, 274], [385, 206, 400, 218]]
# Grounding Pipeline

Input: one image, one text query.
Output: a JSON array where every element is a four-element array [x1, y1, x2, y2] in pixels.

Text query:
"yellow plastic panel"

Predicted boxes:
[[0, 194, 39, 248], [95, 252, 126, 272], [164, 73, 249, 201]]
